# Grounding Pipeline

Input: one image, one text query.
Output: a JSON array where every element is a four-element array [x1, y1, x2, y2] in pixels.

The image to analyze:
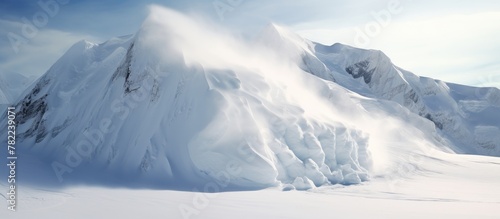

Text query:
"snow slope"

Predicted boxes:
[[1, 151, 500, 218], [0, 6, 497, 193], [0, 72, 35, 105], [3, 10, 374, 188], [253, 24, 500, 156], [0, 90, 7, 104], [313, 43, 500, 156], [0, 7, 449, 191]]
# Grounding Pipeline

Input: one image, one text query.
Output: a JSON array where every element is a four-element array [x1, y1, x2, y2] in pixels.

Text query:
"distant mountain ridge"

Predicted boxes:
[[257, 24, 500, 156]]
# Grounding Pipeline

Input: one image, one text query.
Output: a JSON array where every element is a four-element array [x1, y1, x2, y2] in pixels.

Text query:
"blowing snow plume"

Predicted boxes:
[[1, 6, 451, 191]]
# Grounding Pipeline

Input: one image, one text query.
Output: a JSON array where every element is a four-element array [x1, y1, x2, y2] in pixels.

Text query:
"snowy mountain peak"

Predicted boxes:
[[256, 23, 334, 81], [257, 23, 315, 56], [2, 6, 499, 191], [3, 8, 386, 189], [312, 41, 500, 155]]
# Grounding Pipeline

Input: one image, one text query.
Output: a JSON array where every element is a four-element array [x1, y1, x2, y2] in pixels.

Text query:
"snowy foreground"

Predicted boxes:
[[2, 151, 500, 219]]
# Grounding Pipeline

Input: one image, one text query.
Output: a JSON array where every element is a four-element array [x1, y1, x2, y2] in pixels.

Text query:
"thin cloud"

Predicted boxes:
[[0, 19, 100, 76]]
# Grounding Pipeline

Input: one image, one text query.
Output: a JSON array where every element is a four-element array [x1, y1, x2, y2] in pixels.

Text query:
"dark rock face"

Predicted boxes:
[[16, 76, 50, 143], [345, 60, 444, 130], [424, 113, 443, 130], [111, 43, 136, 93], [404, 89, 419, 105], [110, 42, 161, 102], [51, 118, 71, 138], [345, 60, 375, 84]]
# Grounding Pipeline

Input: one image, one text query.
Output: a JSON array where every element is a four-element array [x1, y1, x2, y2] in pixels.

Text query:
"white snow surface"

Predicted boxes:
[[312, 43, 500, 156], [0, 6, 499, 218], [1, 151, 500, 218]]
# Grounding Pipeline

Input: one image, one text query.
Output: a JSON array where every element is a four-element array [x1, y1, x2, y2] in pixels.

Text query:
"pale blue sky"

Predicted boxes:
[[1, 0, 499, 87]]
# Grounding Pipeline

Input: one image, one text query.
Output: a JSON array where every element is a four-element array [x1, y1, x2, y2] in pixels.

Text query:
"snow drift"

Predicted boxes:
[[1, 6, 498, 191]]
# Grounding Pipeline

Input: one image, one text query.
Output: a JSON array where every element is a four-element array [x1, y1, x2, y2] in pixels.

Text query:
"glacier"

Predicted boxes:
[[1, 6, 499, 193]]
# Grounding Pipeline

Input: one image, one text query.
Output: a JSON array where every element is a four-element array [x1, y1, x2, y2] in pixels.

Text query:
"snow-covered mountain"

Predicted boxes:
[[256, 24, 500, 156], [1, 7, 499, 191], [312, 43, 500, 156], [0, 72, 35, 105]]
